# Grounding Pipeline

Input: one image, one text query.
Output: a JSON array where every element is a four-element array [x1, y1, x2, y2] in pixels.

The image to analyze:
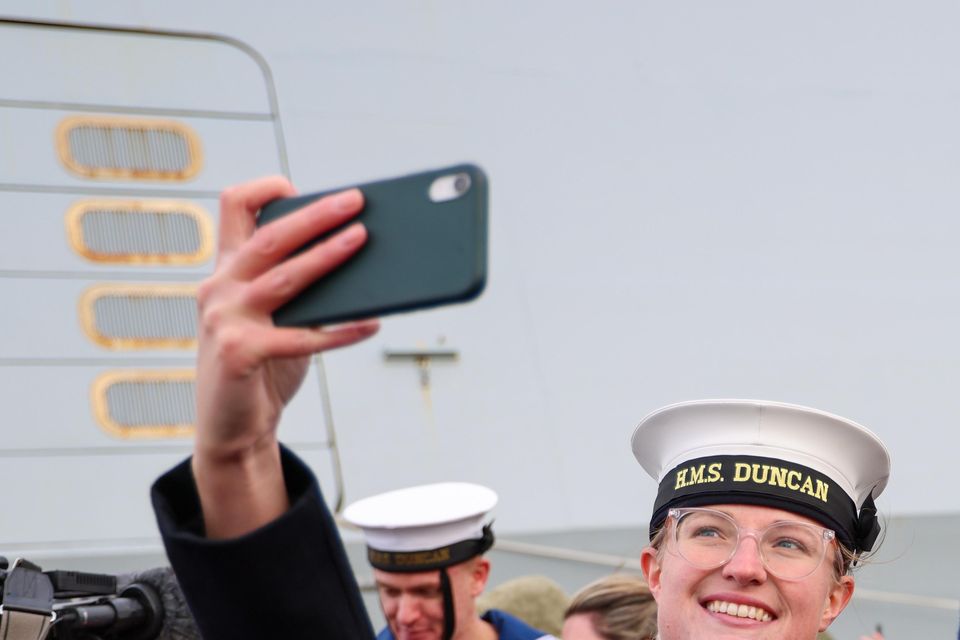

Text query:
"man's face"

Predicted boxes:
[[374, 558, 490, 640], [640, 504, 854, 640]]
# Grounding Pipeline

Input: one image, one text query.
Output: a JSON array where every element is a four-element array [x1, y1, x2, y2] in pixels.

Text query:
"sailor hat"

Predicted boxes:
[[631, 399, 890, 553], [343, 482, 497, 572]]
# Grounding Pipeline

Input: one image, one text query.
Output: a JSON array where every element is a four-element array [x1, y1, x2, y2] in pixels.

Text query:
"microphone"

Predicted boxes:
[[55, 567, 199, 640], [115, 568, 200, 640], [56, 582, 162, 639]]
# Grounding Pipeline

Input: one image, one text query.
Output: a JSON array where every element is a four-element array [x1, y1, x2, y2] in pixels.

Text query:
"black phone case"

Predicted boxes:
[[257, 164, 488, 327]]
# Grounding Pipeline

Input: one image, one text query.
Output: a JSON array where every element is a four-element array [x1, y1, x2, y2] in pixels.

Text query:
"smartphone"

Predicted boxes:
[[257, 163, 488, 327]]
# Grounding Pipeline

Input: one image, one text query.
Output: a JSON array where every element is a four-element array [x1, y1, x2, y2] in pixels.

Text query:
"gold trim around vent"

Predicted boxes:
[[56, 115, 203, 181], [92, 370, 196, 439], [66, 199, 213, 265], [79, 283, 198, 350]]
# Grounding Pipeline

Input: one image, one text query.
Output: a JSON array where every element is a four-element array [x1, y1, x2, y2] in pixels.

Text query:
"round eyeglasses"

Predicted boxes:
[[667, 507, 837, 581]]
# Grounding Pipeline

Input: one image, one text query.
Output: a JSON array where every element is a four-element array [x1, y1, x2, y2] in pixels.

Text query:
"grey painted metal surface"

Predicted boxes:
[[4, 0, 959, 532], [0, 20, 343, 558], [0, 23, 269, 114]]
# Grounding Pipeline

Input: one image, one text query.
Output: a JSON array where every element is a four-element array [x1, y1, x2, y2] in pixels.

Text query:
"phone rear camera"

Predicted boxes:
[[428, 172, 472, 203]]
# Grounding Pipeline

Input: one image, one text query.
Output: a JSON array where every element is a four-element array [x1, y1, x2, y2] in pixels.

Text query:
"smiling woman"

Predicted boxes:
[[632, 399, 890, 640]]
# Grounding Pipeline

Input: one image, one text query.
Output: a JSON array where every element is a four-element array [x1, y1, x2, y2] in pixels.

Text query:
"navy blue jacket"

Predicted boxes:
[[152, 447, 376, 640]]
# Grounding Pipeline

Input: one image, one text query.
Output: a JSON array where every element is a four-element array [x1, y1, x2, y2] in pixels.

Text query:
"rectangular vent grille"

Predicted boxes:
[[57, 116, 202, 181], [67, 200, 212, 264], [81, 285, 197, 349], [93, 372, 195, 439]]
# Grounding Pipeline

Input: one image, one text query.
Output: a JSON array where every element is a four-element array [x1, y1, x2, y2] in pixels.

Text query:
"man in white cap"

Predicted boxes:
[[632, 399, 891, 639], [345, 483, 555, 640]]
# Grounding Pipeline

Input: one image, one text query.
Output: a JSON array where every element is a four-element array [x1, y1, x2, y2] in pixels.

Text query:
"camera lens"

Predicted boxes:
[[428, 173, 472, 203]]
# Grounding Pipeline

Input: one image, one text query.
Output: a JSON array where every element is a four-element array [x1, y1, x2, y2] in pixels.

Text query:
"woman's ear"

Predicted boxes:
[[819, 574, 855, 631], [641, 546, 664, 601]]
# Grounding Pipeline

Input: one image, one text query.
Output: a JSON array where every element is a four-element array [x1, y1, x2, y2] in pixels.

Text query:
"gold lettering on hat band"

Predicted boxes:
[[675, 461, 829, 503], [674, 463, 722, 489], [394, 548, 452, 567], [368, 547, 453, 569], [366, 529, 495, 574]]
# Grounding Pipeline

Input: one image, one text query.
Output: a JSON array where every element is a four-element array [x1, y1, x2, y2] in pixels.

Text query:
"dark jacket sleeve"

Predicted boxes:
[[151, 445, 375, 640]]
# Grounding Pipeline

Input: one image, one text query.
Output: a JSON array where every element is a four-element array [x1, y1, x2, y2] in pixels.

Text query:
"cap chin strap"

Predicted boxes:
[[439, 568, 455, 640], [438, 525, 495, 640]]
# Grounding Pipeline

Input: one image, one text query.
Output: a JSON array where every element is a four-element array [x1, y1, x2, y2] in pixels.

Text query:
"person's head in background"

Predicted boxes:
[[562, 574, 657, 640], [344, 482, 497, 640], [633, 399, 890, 640], [478, 575, 569, 636]]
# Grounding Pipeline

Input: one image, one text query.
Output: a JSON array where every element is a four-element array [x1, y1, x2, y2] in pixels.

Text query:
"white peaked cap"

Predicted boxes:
[[343, 482, 497, 555], [631, 399, 891, 552]]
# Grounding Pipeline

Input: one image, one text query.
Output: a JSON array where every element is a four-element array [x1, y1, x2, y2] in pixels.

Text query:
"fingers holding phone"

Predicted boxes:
[[215, 175, 297, 261], [197, 177, 379, 441], [200, 181, 378, 355], [226, 187, 364, 282], [192, 177, 380, 539], [241, 220, 366, 315]]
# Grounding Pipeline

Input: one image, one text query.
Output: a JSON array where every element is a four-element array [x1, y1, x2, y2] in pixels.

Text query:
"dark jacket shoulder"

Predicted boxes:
[[152, 445, 375, 640]]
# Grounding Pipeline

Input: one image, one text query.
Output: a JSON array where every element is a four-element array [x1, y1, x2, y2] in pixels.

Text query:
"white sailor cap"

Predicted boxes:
[[631, 399, 891, 552], [343, 482, 498, 572]]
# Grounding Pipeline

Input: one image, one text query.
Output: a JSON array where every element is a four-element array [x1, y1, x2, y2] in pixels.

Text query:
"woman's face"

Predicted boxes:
[[640, 504, 854, 640]]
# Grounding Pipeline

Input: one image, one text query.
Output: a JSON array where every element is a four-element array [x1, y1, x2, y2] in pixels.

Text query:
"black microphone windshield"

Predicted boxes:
[[116, 567, 200, 640]]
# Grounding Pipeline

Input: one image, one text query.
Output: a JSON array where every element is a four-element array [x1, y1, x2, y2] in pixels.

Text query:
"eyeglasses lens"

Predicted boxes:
[[674, 510, 826, 580]]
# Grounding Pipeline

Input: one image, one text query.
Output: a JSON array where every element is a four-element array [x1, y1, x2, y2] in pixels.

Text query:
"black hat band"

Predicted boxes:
[[367, 525, 495, 573], [650, 455, 879, 553]]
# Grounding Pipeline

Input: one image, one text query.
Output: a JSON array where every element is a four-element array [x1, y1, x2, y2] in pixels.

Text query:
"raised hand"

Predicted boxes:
[[192, 176, 379, 538]]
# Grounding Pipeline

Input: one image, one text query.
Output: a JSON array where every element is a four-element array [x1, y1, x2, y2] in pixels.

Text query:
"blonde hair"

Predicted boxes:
[[564, 574, 657, 640]]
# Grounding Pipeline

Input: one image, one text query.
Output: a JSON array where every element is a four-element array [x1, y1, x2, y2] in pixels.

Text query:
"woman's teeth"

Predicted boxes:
[[706, 600, 773, 622]]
